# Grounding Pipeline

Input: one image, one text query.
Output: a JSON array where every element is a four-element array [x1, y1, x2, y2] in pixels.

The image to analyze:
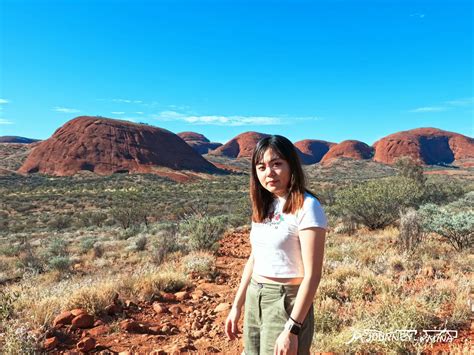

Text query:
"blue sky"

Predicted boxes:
[[0, 0, 472, 145]]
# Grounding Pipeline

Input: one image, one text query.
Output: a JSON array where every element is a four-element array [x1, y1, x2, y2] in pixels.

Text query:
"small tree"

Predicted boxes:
[[419, 203, 473, 251], [394, 156, 426, 186], [333, 177, 424, 230]]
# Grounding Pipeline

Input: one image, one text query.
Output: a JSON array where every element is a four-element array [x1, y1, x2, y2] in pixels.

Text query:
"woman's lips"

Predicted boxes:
[[267, 180, 278, 185]]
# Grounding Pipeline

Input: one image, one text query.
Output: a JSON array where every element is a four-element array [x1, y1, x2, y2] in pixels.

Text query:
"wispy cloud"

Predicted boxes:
[[0, 118, 13, 125], [52, 106, 81, 113], [0, 99, 9, 104], [135, 111, 144, 114], [111, 99, 143, 104], [410, 13, 425, 18], [444, 97, 474, 106], [410, 96, 474, 113], [409, 106, 446, 113], [111, 111, 125, 115], [153, 110, 320, 126]]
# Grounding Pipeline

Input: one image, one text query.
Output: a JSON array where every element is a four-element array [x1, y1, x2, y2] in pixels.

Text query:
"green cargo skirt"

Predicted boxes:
[[243, 277, 314, 355]]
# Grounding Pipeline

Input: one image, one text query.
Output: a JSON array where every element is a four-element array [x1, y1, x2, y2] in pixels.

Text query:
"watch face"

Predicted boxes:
[[289, 324, 300, 335]]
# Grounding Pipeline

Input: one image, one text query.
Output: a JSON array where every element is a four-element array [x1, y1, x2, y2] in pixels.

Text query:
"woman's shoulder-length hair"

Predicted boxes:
[[250, 135, 314, 223]]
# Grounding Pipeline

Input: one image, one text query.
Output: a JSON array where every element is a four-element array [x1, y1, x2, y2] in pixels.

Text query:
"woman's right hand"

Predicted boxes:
[[225, 306, 242, 340]]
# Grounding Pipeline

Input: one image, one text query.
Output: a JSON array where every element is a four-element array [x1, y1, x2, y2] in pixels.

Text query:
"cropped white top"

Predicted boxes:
[[250, 192, 328, 278]]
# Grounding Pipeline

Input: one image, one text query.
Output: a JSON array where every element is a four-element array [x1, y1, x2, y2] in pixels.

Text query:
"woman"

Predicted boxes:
[[225, 135, 327, 355]]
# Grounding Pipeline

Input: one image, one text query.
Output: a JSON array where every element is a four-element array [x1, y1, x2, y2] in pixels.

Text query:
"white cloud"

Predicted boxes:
[[135, 111, 144, 114], [111, 99, 142, 104], [0, 99, 9, 104], [52, 106, 81, 113], [445, 97, 474, 106], [409, 96, 474, 113], [409, 106, 446, 113], [0, 118, 13, 125], [111, 111, 125, 114], [152, 110, 320, 126], [410, 13, 425, 18]]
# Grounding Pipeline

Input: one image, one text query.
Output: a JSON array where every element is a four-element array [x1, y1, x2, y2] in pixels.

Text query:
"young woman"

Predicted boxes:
[[225, 135, 327, 355]]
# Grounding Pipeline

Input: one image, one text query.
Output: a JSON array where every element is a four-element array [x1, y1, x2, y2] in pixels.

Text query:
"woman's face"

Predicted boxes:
[[255, 148, 291, 198]]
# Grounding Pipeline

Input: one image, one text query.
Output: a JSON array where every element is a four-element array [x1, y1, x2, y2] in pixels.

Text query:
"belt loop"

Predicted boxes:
[[280, 284, 285, 294]]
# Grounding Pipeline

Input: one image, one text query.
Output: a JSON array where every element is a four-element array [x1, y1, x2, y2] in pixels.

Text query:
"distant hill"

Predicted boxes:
[[208, 132, 270, 158], [18, 116, 219, 176], [177, 131, 222, 155], [373, 127, 474, 167], [0, 136, 40, 143]]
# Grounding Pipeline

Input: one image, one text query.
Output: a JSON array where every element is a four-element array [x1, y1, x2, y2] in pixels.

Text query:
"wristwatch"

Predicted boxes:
[[284, 319, 301, 335]]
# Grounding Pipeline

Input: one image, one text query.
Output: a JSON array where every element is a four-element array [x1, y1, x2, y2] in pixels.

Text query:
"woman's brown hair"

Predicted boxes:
[[250, 135, 313, 222]]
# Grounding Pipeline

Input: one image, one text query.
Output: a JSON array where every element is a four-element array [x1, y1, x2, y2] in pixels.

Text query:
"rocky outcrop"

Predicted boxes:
[[177, 132, 222, 155], [320, 140, 374, 165], [208, 132, 270, 158], [18, 116, 218, 176], [373, 127, 474, 166], [294, 139, 335, 164]]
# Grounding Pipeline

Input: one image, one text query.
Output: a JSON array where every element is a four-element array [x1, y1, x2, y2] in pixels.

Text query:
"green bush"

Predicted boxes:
[[333, 177, 424, 230], [79, 237, 97, 254], [179, 214, 228, 252], [394, 156, 426, 186], [419, 203, 473, 251], [48, 214, 73, 231], [182, 251, 217, 278], [48, 256, 72, 272]]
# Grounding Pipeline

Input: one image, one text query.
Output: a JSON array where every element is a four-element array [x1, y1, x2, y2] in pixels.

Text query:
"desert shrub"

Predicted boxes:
[[93, 243, 104, 258], [48, 214, 72, 231], [134, 236, 148, 251], [75, 211, 108, 228], [0, 244, 21, 257], [179, 214, 228, 252], [394, 156, 426, 186], [47, 256, 72, 272], [79, 237, 97, 254], [0, 209, 9, 232], [419, 203, 473, 251], [0, 289, 20, 321], [110, 192, 152, 229], [182, 251, 217, 278], [421, 180, 465, 205], [398, 208, 423, 252], [46, 237, 68, 257], [151, 224, 181, 265], [117, 225, 142, 240], [333, 177, 424, 230]]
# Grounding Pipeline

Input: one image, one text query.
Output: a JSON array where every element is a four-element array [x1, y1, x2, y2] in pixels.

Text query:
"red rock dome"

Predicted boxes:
[[208, 131, 270, 158], [177, 131, 222, 155], [18, 116, 217, 176], [320, 140, 374, 165], [294, 139, 335, 164], [372, 127, 474, 166]]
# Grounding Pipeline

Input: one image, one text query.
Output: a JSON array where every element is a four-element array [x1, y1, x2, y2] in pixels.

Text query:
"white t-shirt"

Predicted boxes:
[[250, 192, 327, 278]]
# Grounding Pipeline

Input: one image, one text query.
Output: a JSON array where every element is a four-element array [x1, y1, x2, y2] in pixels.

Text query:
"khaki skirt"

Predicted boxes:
[[243, 278, 314, 355]]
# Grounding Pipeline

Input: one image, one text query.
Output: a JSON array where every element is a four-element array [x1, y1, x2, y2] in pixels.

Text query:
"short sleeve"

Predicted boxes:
[[297, 196, 328, 231]]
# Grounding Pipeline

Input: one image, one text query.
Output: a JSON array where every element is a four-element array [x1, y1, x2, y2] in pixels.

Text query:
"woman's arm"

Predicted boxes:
[[274, 227, 326, 353], [289, 227, 326, 323], [225, 252, 254, 340]]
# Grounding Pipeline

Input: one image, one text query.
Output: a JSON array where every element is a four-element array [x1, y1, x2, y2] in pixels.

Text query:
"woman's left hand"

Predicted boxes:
[[274, 330, 298, 355]]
